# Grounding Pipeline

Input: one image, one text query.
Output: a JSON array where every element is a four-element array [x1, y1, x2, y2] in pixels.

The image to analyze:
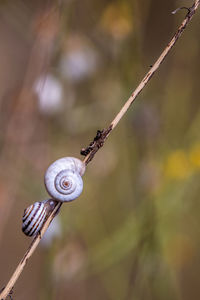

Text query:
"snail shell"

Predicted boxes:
[[22, 199, 57, 237], [44, 157, 85, 202]]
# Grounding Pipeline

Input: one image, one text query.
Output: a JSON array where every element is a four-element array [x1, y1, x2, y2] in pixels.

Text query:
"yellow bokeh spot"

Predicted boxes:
[[100, 3, 133, 40], [189, 143, 200, 168], [164, 150, 191, 180]]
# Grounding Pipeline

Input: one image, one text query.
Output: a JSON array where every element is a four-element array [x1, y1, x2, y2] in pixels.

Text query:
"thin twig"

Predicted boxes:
[[172, 7, 191, 15], [82, 0, 200, 165], [0, 1, 200, 299]]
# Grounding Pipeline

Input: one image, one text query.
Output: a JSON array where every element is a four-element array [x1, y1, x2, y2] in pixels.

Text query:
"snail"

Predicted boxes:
[[22, 157, 85, 236], [44, 157, 85, 202], [22, 199, 58, 237]]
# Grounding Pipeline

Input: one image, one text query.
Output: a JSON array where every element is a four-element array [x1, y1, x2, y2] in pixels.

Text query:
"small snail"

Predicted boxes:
[[44, 157, 85, 202], [22, 199, 58, 237]]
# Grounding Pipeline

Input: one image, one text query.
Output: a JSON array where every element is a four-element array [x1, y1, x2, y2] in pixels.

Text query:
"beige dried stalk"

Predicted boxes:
[[1, 1, 200, 299]]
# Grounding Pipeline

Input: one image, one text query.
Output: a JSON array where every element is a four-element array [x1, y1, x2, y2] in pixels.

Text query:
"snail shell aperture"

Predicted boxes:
[[44, 157, 85, 202]]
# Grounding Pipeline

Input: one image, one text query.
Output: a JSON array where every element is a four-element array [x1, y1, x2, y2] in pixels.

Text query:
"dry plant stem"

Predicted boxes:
[[83, 0, 200, 166], [0, 202, 62, 300], [1, 1, 200, 299]]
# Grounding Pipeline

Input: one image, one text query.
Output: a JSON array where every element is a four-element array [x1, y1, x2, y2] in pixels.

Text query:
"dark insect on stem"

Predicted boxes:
[[80, 130, 104, 156], [82, 125, 113, 165], [8, 290, 13, 300], [0, 287, 14, 300]]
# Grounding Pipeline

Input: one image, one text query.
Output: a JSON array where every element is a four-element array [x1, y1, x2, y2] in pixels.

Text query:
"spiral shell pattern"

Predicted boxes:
[[22, 199, 57, 237], [44, 157, 85, 202]]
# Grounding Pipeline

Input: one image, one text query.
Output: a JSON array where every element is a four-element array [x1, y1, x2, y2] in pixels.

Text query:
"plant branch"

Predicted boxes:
[[1, 1, 200, 299], [0, 202, 62, 300], [81, 0, 200, 165]]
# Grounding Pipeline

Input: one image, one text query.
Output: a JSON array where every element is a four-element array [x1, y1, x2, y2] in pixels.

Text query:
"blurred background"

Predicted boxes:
[[0, 0, 200, 299]]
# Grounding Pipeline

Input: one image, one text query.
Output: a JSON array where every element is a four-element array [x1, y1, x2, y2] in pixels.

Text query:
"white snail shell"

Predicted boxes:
[[22, 199, 57, 237], [44, 157, 85, 202]]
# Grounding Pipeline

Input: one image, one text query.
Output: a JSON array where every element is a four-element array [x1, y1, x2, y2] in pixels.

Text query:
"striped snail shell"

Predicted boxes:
[[22, 199, 57, 237], [44, 157, 85, 202]]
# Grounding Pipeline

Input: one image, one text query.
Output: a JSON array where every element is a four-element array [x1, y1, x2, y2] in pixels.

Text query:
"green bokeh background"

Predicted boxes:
[[0, 1, 200, 299]]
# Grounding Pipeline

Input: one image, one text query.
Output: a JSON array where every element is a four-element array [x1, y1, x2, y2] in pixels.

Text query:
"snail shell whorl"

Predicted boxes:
[[22, 199, 57, 237], [44, 157, 85, 202]]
